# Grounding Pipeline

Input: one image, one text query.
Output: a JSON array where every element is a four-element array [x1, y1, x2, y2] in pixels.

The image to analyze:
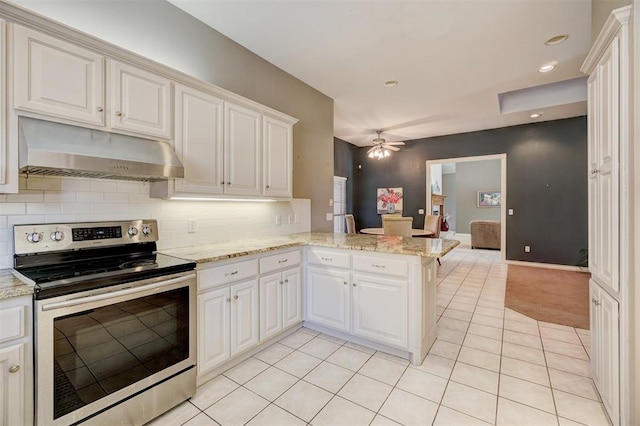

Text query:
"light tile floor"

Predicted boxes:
[[149, 247, 609, 426]]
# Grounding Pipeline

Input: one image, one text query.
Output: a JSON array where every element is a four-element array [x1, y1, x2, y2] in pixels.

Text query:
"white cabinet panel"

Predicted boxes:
[[197, 287, 230, 374], [259, 272, 282, 341], [263, 116, 292, 197], [590, 280, 619, 425], [305, 267, 350, 332], [173, 84, 224, 195], [13, 24, 104, 125], [224, 103, 261, 196], [110, 60, 172, 139], [282, 268, 302, 329], [230, 279, 259, 356], [352, 273, 407, 347], [0, 344, 24, 426]]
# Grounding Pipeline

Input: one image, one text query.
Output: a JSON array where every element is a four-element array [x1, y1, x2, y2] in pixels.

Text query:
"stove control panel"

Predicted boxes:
[[14, 220, 159, 255]]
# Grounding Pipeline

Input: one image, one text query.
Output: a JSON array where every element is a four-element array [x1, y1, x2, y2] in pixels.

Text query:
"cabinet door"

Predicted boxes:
[[591, 38, 619, 293], [263, 116, 292, 198], [197, 288, 230, 374], [259, 272, 283, 341], [590, 281, 619, 425], [230, 280, 259, 356], [587, 74, 600, 285], [110, 60, 172, 139], [305, 267, 350, 332], [0, 343, 24, 426], [282, 268, 302, 329], [352, 273, 408, 347], [224, 103, 261, 196], [13, 25, 104, 125], [173, 84, 224, 194]]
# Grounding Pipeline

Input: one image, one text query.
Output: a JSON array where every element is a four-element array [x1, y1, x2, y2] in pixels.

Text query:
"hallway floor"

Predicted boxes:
[[149, 247, 608, 426]]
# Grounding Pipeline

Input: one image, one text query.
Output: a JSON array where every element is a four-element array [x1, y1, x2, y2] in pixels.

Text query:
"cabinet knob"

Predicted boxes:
[[96, 106, 104, 112], [591, 169, 599, 175], [116, 111, 123, 117], [593, 298, 601, 306], [284, 279, 288, 283], [353, 283, 357, 287], [343, 281, 347, 285], [266, 185, 270, 189], [227, 298, 231, 303], [280, 281, 283, 285], [8, 365, 20, 373], [234, 295, 239, 300]]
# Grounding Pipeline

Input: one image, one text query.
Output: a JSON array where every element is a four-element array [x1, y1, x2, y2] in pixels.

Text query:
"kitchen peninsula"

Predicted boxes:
[[163, 233, 459, 384]]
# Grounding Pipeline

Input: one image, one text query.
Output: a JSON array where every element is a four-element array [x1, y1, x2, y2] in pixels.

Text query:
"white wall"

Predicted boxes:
[[0, 176, 311, 268]]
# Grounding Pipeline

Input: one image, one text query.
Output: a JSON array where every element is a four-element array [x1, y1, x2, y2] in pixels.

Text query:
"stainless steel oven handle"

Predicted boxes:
[[41, 274, 195, 311]]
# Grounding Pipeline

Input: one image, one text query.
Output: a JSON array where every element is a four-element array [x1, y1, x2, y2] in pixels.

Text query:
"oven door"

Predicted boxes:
[[35, 271, 196, 426]]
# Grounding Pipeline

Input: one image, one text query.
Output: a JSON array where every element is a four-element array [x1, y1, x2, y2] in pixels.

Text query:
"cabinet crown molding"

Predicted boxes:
[[581, 5, 631, 74]]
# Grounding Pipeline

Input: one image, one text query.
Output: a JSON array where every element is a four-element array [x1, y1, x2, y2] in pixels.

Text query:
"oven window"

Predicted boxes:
[[52, 287, 189, 419]]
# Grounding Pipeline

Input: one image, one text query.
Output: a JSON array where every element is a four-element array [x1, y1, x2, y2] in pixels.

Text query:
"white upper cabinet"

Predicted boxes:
[[263, 116, 293, 198], [224, 102, 262, 196], [109, 60, 172, 139], [12, 25, 105, 126], [12, 25, 172, 140], [172, 84, 224, 195]]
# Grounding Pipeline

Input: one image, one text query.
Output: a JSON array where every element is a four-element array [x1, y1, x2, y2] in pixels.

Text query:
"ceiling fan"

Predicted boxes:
[[367, 130, 405, 159]]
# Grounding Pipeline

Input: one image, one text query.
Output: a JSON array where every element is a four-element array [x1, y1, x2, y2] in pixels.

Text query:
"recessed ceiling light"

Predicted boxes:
[[538, 63, 556, 73], [545, 34, 569, 46], [384, 80, 398, 87], [530, 112, 543, 118]]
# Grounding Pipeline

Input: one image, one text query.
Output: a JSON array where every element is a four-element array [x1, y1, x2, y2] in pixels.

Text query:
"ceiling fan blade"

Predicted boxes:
[[385, 146, 401, 151], [366, 146, 377, 153], [385, 141, 405, 146]]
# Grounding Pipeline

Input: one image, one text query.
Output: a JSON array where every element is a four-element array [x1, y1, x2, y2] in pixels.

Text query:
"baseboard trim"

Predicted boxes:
[[506, 260, 589, 273]]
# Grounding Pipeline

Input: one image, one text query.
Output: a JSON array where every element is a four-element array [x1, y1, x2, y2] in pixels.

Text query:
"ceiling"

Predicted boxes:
[[167, 0, 591, 147]]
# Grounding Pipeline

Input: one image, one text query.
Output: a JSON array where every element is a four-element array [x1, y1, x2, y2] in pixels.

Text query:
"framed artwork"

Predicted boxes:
[[377, 187, 403, 214], [477, 190, 501, 207]]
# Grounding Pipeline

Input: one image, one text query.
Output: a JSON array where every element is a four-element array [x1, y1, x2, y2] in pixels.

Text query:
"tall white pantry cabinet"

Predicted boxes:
[[581, 6, 632, 426]]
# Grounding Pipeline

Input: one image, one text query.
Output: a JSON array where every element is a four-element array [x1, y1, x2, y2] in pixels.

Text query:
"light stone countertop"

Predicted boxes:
[[0, 269, 34, 300], [161, 232, 460, 264]]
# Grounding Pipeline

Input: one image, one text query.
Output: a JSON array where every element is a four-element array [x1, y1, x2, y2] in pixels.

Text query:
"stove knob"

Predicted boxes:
[[142, 225, 152, 236], [50, 231, 64, 242], [27, 232, 41, 243], [128, 226, 139, 237]]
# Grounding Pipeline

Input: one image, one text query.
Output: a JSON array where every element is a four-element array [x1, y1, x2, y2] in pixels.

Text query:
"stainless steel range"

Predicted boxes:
[[13, 220, 197, 425]]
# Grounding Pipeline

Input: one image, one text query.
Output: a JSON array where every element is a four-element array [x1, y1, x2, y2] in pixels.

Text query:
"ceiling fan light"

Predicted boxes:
[[368, 151, 374, 158], [384, 149, 390, 157]]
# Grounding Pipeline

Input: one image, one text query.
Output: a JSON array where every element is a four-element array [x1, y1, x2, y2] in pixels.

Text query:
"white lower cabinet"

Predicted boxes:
[[352, 273, 407, 347], [590, 280, 619, 425], [230, 280, 260, 356], [259, 267, 301, 341], [305, 266, 351, 332], [304, 247, 436, 364], [0, 295, 32, 426]]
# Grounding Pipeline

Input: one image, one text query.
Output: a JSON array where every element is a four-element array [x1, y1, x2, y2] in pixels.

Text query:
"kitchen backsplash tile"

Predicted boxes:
[[0, 176, 311, 269]]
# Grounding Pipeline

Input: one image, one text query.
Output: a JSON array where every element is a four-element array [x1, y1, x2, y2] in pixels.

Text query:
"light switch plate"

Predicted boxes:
[[418, 209, 425, 215], [508, 209, 514, 216], [187, 220, 196, 233], [326, 213, 333, 221]]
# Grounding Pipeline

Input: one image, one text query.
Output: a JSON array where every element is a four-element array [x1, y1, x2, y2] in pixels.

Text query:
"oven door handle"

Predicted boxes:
[[41, 274, 195, 311]]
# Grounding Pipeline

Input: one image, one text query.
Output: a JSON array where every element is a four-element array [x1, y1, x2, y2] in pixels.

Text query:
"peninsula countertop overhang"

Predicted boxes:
[[161, 232, 460, 264]]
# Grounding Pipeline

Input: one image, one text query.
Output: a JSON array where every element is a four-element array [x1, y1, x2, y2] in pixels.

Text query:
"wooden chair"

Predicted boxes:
[[382, 216, 412, 237], [424, 215, 443, 265], [345, 214, 356, 234]]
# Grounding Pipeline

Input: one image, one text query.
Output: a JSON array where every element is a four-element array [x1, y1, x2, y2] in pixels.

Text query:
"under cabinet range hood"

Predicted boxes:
[[18, 117, 184, 181]]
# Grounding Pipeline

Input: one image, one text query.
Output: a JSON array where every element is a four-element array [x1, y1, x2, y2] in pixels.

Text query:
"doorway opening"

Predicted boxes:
[[426, 154, 507, 262]]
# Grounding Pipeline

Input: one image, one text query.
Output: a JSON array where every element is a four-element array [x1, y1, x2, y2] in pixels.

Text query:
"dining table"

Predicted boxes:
[[359, 228, 434, 237]]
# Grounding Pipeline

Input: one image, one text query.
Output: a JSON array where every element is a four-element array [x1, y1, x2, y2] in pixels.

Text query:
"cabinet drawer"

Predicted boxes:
[[0, 306, 25, 343], [198, 259, 258, 290], [352, 255, 408, 278], [307, 248, 350, 269], [260, 250, 301, 274]]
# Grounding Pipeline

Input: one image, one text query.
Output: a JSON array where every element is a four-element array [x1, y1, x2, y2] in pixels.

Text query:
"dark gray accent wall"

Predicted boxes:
[[455, 160, 502, 233], [334, 138, 358, 221], [356, 117, 588, 266], [442, 172, 457, 232]]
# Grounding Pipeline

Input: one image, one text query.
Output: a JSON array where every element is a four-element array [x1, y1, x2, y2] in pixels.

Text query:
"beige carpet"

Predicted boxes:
[[505, 265, 590, 330]]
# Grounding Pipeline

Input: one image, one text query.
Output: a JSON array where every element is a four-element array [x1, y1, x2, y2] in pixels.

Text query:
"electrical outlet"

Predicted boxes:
[[187, 220, 196, 233], [287, 214, 293, 224], [508, 209, 514, 216], [275, 215, 282, 225], [294, 214, 300, 224], [326, 213, 333, 221], [418, 209, 425, 215], [329, 198, 334, 207], [524, 245, 531, 253]]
